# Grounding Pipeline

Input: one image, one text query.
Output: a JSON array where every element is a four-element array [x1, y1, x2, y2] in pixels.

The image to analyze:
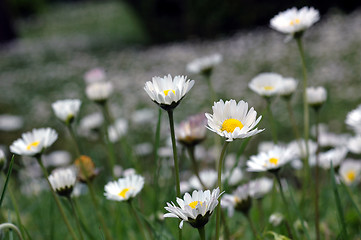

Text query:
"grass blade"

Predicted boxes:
[[0, 155, 15, 208]]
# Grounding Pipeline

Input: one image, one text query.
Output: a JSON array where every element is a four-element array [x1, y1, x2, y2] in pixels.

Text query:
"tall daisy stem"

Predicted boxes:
[[314, 109, 321, 240], [128, 200, 148, 240], [245, 212, 258, 239], [67, 197, 85, 240], [198, 226, 206, 240], [187, 145, 206, 189], [36, 157, 79, 240], [266, 99, 278, 144], [286, 99, 301, 141], [296, 37, 310, 183], [216, 141, 230, 240], [204, 72, 217, 103], [166, 110, 182, 240], [67, 124, 82, 156]]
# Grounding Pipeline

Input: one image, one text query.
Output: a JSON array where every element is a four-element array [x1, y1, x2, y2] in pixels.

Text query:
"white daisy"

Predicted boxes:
[[188, 169, 217, 190], [0, 114, 24, 131], [49, 168, 77, 197], [345, 104, 361, 134], [249, 72, 284, 97], [0, 149, 5, 170], [144, 74, 195, 110], [108, 118, 128, 143], [43, 150, 72, 167], [339, 159, 361, 185], [269, 213, 284, 227], [176, 113, 207, 146], [247, 146, 294, 172], [104, 174, 144, 202], [205, 99, 263, 142], [85, 81, 113, 103], [52, 99, 81, 124], [347, 135, 361, 154], [10, 128, 58, 157], [84, 68, 106, 84], [287, 139, 317, 160], [307, 86, 327, 107], [249, 177, 274, 199], [270, 7, 320, 36], [279, 77, 298, 98], [316, 147, 348, 169], [221, 183, 252, 216], [164, 188, 221, 229], [186, 53, 223, 75]]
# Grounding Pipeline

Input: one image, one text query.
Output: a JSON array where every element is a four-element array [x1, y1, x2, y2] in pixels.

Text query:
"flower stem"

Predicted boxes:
[[266, 99, 278, 144], [36, 157, 79, 240], [198, 226, 206, 240], [216, 141, 230, 240], [128, 201, 148, 240], [67, 197, 85, 240], [153, 108, 162, 212], [245, 212, 258, 239], [314, 109, 321, 240], [166, 110, 182, 240], [286, 99, 301, 141], [7, 182, 26, 239], [296, 37, 310, 185], [204, 72, 217, 104], [67, 124, 82, 157], [187, 145, 206, 189]]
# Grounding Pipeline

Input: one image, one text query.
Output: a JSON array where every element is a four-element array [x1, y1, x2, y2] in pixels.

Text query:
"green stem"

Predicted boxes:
[[274, 173, 294, 240], [153, 109, 162, 213], [266, 99, 278, 144], [245, 213, 258, 239], [128, 201, 148, 240], [36, 157, 79, 240], [314, 110, 321, 240], [7, 183, 26, 239], [68, 197, 85, 240], [166, 110, 182, 240], [216, 141, 230, 240], [286, 99, 301, 141], [67, 124, 82, 156], [73, 198, 97, 240], [296, 37, 310, 186], [187, 145, 206, 189], [0, 155, 14, 208], [198, 226, 206, 240], [204, 72, 217, 104]]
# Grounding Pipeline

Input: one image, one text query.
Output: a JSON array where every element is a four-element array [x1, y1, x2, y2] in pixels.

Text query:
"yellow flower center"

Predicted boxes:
[[221, 119, 244, 133], [346, 170, 356, 182], [118, 188, 130, 198], [290, 18, 301, 26], [269, 157, 279, 165], [263, 86, 274, 91], [26, 141, 40, 150], [163, 89, 176, 96], [189, 201, 202, 209]]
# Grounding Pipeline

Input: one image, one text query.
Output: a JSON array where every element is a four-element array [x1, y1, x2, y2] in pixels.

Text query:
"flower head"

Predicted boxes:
[[164, 188, 221, 229], [206, 99, 263, 141], [0, 149, 6, 170], [176, 113, 207, 147], [221, 183, 252, 216], [108, 118, 128, 143], [345, 104, 361, 134], [279, 77, 298, 98], [307, 86, 327, 108], [247, 146, 294, 172], [270, 7, 320, 36], [104, 174, 144, 202], [249, 73, 284, 97], [188, 169, 217, 190], [49, 168, 77, 197], [249, 177, 274, 199], [10, 128, 58, 157], [86, 81, 113, 103], [339, 159, 361, 185], [52, 99, 81, 124], [144, 74, 194, 111], [269, 213, 284, 227], [316, 147, 348, 169], [74, 155, 98, 182], [186, 54, 222, 76], [84, 68, 106, 84], [347, 135, 361, 154]]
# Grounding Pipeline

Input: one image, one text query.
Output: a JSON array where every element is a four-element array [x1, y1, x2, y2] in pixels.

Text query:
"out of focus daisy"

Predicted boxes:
[[249, 177, 274, 199], [144, 74, 194, 110], [104, 174, 144, 202], [86, 81, 113, 103], [345, 104, 361, 134], [74, 155, 98, 182], [288, 139, 317, 159], [269, 213, 284, 227], [0, 149, 6, 170], [189, 169, 217, 190], [0, 114, 24, 131], [249, 73, 283, 98], [78, 112, 104, 139], [270, 7, 320, 36], [108, 118, 128, 143], [222, 183, 253, 217], [247, 146, 294, 172], [307, 86, 327, 108], [176, 113, 207, 147], [43, 150, 72, 167], [10, 128, 58, 157], [52, 99, 81, 124], [279, 77, 298, 98], [49, 168, 77, 197], [84, 68, 106, 84], [205, 99, 263, 142], [347, 135, 361, 154], [339, 159, 361, 185], [186, 53, 222, 76], [316, 147, 348, 169], [164, 188, 221, 229]]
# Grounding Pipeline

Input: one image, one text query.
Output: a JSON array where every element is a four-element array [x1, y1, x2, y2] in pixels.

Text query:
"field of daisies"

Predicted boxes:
[[1, 2, 361, 240]]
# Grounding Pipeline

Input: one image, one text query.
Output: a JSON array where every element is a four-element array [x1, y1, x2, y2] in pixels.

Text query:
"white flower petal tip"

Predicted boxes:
[[104, 174, 144, 202]]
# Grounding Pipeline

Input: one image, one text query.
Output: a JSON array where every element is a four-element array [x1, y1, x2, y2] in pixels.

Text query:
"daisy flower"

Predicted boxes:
[[279, 77, 298, 98], [104, 174, 144, 202], [49, 168, 77, 197], [270, 7, 320, 36], [317, 147, 348, 170], [164, 188, 221, 229], [0, 149, 5, 170], [85, 81, 113, 103], [0, 114, 24, 131], [186, 53, 222, 75], [10, 128, 58, 157], [176, 113, 207, 147], [144, 74, 194, 110], [205, 99, 263, 141], [307, 86, 327, 108], [345, 104, 361, 134], [221, 183, 252, 216], [247, 146, 294, 172], [249, 177, 274, 199], [188, 169, 217, 190], [84, 68, 106, 84], [347, 135, 361, 154], [339, 159, 361, 185], [249, 73, 284, 98], [269, 213, 284, 227], [108, 118, 128, 143], [52, 99, 81, 124]]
